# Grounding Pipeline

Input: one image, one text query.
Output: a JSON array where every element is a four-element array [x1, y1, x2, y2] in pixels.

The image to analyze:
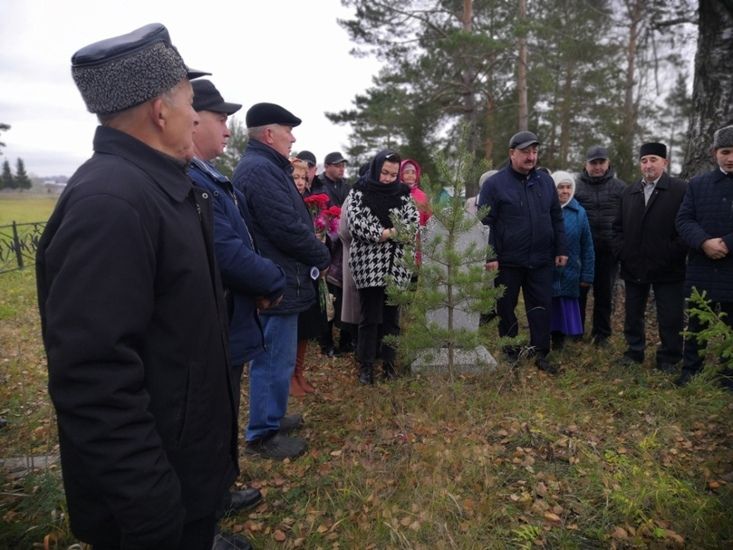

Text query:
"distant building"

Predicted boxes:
[[43, 180, 66, 194]]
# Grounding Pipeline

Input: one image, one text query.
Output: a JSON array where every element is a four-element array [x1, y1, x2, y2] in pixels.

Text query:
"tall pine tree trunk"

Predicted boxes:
[[517, 0, 528, 131], [681, 0, 733, 179]]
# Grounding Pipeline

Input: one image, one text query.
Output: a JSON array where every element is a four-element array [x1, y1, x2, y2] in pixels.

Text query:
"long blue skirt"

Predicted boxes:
[[550, 297, 583, 336]]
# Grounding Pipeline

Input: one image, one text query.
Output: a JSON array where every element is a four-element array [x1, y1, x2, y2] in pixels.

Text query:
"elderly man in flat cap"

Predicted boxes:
[[36, 24, 238, 549], [477, 131, 567, 375], [232, 103, 330, 460], [675, 125, 733, 387], [612, 142, 688, 373]]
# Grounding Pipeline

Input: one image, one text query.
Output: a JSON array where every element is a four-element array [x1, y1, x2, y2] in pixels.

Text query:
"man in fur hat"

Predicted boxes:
[[36, 24, 237, 549]]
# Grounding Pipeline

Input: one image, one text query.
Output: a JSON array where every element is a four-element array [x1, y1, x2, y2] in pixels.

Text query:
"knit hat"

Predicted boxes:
[[639, 142, 667, 159], [71, 23, 207, 115], [713, 125, 733, 150]]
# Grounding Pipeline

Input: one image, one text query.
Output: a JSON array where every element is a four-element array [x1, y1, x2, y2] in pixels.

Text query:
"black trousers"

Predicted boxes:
[[579, 245, 618, 339], [623, 279, 684, 365], [683, 299, 733, 373], [92, 514, 216, 550], [495, 264, 553, 356], [357, 286, 399, 365]]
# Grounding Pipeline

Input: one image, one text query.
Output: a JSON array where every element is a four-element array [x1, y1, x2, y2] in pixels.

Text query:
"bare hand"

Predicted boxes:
[[485, 261, 499, 271], [702, 238, 729, 260], [256, 295, 283, 311], [555, 255, 568, 267], [579, 282, 592, 288]]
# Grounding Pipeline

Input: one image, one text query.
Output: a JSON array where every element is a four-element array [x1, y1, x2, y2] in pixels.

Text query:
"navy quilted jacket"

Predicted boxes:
[[676, 168, 733, 302], [232, 139, 330, 315]]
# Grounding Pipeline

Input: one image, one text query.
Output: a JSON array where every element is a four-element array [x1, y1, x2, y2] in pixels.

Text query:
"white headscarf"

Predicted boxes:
[[551, 170, 576, 208]]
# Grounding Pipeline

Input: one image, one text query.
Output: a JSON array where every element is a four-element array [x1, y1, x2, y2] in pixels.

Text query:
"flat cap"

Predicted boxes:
[[713, 125, 733, 150], [509, 131, 540, 150], [586, 145, 609, 161], [71, 23, 209, 115], [245, 102, 301, 128], [296, 150, 317, 165], [192, 80, 241, 115], [324, 152, 347, 165], [639, 142, 667, 159]]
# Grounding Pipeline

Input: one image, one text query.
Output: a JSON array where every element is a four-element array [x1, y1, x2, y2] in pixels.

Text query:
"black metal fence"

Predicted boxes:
[[0, 221, 46, 274]]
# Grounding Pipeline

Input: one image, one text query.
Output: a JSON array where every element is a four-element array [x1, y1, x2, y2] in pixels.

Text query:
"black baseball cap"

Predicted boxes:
[[509, 131, 540, 150], [192, 80, 241, 115], [586, 145, 609, 161], [296, 150, 317, 166], [324, 152, 347, 165]]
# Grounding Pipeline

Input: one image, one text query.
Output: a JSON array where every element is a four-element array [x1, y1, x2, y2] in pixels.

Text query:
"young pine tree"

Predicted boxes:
[[387, 142, 502, 380]]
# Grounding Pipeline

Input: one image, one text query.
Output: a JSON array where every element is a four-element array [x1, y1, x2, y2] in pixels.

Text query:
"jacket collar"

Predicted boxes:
[[93, 126, 192, 202], [631, 172, 671, 193], [246, 138, 292, 171]]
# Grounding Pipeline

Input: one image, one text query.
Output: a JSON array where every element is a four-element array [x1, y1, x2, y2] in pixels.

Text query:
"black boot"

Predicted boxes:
[[358, 363, 374, 385], [382, 361, 398, 381]]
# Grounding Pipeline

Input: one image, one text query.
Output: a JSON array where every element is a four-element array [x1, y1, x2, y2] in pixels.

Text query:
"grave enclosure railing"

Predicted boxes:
[[0, 221, 46, 274]]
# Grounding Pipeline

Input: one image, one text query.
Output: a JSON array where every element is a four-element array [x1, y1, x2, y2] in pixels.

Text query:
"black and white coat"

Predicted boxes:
[[347, 188, 419, 290]]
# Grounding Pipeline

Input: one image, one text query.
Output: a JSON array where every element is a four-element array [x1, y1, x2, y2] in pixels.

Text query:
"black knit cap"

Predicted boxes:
[[192, 80, 241, 115], [71, 23, 209, 115], [639, 142, 667, 159], [245, 102, 301, 128]]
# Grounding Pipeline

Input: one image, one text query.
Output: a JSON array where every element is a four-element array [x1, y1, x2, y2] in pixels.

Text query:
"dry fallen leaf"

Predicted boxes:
[[543, 512, 561, 523]]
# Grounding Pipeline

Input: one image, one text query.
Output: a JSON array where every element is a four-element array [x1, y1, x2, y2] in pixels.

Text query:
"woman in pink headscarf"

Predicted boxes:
[[399, 159, 431, 226]]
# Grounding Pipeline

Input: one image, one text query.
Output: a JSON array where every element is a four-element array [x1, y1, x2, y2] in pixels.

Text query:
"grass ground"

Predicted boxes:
[[1, 263, 732, 548], [0, 193, 57, 225]]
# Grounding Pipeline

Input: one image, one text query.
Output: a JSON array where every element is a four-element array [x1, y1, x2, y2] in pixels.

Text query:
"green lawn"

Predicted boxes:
[[0, 193, 58, 225]]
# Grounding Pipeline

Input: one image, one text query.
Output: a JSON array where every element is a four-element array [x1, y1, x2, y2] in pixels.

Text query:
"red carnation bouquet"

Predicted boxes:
[[302, 194, 341, 318]]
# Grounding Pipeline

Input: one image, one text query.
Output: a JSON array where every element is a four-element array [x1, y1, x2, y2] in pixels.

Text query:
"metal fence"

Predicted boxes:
[[0, 221, 46, 274]]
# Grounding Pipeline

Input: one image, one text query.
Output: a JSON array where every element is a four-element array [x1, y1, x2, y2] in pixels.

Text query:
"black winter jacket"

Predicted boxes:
[[232, 139, 330, 315], [307, 173, 351, 206], [676, 168, 733, 302], [575, 169, 626, 250], [36, 127, 237, 548], [612, 172, 688, 283]]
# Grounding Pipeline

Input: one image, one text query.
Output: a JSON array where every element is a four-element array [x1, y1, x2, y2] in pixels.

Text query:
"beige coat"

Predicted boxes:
[[338, 194, 361, 324]]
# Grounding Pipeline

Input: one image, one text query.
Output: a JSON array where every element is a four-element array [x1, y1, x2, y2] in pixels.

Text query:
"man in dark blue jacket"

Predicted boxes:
[[478, 131, 568, 373], [675, 125, 733, 386], [188, 80, 285, 533], [233, 103, 331, 460]]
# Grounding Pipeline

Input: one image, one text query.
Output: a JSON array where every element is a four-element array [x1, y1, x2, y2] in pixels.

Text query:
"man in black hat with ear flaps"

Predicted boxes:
[[36, 24, 238, 549], [612, 142, 688, 373], [232, 103, 331, 460]]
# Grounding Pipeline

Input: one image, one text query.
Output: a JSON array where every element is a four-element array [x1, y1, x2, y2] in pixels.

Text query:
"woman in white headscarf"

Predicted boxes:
[[550, 171, 595, 350]]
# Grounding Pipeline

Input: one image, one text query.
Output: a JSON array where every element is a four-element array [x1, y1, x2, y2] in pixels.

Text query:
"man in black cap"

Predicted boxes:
[[574, 145, 626, 346], [296, 150, 318, 189], [187, 81, 286, 541], [309, 151, 350, 207], [477, 131, 567, 374], [612, 142, 688, 372], [36, 24, 237, 549], [675, 125, 733, 386], [232, 103, 330, 460]]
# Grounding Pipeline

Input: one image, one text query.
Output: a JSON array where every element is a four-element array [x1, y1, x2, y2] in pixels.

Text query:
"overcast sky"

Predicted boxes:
[[0, 0, 381, 178]]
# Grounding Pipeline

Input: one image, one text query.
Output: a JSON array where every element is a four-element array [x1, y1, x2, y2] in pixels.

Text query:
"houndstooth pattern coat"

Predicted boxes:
[[347, 188, 419, 290]]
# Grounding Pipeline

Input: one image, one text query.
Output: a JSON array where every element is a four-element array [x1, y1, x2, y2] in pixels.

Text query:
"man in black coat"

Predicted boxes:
[[575, 145, 626, 346], [675, 125, 733, 386], [36, 24, 237, 549], [612, 142, 688, 372]]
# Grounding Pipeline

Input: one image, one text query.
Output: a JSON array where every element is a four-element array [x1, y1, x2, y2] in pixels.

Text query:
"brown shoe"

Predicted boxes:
[[294, 340, 315, 393]]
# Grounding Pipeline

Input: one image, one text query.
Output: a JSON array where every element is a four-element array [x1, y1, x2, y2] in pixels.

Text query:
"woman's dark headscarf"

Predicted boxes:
[[359, 149, 411, 228]]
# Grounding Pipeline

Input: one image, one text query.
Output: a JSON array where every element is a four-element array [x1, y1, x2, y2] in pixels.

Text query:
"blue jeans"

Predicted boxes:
[[246, 313, 298, 442]]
